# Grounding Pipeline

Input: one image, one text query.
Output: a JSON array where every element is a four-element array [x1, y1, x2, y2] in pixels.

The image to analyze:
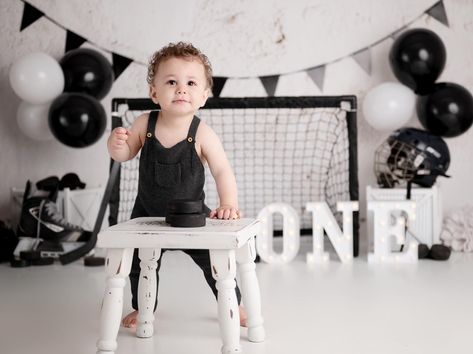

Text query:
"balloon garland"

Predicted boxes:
[[49, 93, 107, 148], [362, 82, 416, 132], [363, 28, 472, 140], [389, 29, 446, 95], [417, 82, 473, 138], [9, 49, 113, 147], [389, 28, 473, 139], [60, 48, 114, 100]]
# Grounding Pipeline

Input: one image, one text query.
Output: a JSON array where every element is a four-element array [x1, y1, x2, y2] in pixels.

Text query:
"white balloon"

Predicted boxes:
[[362, 82, 415, 131], [16, 101, 54, 141], [9, 52, 64, 104]]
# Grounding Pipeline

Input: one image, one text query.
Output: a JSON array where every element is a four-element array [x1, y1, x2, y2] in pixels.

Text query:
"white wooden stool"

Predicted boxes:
[[96, 217, 265, 354]]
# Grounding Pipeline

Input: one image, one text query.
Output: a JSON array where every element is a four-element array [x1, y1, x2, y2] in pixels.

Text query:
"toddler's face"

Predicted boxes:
[[149, 57, 209, 116]]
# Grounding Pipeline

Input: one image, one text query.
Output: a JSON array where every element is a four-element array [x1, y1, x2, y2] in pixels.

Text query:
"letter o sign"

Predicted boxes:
[[256, 203, 300, 263]]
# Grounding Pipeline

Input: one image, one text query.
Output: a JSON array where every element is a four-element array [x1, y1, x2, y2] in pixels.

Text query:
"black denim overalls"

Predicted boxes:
[[129, 110, 241, 310]]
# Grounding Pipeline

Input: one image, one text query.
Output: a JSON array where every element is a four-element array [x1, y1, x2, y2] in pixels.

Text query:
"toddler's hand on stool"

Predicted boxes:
[[210, 205, 241, 219]]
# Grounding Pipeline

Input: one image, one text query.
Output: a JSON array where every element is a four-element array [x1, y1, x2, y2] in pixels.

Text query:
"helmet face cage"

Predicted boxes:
[[374, 128, 450, 188], [375, 140, 421, 188]]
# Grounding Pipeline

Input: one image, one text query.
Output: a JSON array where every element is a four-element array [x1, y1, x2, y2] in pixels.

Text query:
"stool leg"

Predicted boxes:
[[236, 237, 265, 342], [136, 248, 161, 338], [97, 248, 134, 354], [210, 249, 242, 354]]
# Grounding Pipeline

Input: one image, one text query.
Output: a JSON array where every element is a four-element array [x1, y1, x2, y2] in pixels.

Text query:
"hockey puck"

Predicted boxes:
[[20, 250, 42, 261], [167, 199, 203, 214], [31, 257, 55, 266], [418, 244, 430, 259], [166, 213, 206, 227], [10, 257, 31, 268], [428, 244, 451, 261], [84, 256, 105, 267]]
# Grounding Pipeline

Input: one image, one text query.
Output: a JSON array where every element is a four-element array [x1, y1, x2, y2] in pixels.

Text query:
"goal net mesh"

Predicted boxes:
[[110, 97, 358, 237]]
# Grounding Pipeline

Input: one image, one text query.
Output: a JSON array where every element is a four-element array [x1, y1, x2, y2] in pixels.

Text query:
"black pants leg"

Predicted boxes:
[[183, 249, 242, 304], [129, 248, 242, 311]]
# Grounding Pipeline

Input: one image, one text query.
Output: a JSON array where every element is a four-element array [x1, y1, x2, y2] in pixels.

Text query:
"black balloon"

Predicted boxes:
[[389, 29, 446, 94], [49, 93, 107, 148], [417, 82, 473, 138], [60, 48, 114, 100]]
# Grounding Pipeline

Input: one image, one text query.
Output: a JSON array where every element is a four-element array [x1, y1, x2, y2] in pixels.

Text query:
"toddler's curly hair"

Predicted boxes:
[[147, 42, 213, 89]]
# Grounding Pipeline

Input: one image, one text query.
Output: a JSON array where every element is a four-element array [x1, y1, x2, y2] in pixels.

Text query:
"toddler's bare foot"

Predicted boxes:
[[122, 310, 138, 328], [123, 308, 246, 328], [239, 306, 247, 327]]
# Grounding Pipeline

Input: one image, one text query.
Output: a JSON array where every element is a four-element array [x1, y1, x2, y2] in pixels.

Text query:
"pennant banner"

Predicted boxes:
[[112, 53, 133, 80], [260, 75, 279, 97], [307, 66, 326, 91], [65, 30, 86, 53], [212, 77, 228, 98], [20, 2, 44, 31], [426, 1, 449, 27], [352, 48, 372, 75], [17, 0, 451, 93]]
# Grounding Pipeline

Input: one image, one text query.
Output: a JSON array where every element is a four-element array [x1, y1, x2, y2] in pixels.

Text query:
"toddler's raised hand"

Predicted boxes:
[[110, 127, 131, 151]]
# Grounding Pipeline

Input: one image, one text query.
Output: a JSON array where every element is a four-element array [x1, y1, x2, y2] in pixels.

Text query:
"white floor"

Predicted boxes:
[[1, 237, 472, 354]]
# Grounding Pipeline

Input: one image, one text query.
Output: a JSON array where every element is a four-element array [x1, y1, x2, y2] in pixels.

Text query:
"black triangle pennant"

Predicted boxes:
[[112, 52, 133, 80], [426, 1, 449, 27], [260, 75, 279, 97], [211, 77, 228, 98], [65, 30, 86, 53], [20, 2, 44, 31]]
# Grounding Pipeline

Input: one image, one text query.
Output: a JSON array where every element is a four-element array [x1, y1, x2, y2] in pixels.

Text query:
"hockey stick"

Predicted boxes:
[[59, 161, 120, 265]]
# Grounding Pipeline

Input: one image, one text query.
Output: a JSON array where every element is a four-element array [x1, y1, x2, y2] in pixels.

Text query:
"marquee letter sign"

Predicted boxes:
[[367, 201, 417, 263], [256, 203, 300, 264], [306, 202, 359, 264]]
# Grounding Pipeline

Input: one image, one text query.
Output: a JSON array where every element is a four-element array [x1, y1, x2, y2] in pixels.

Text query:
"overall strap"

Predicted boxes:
[[186, 116, 201, 170], [186, 116, 201, 143], [146, 110, 159, 138]]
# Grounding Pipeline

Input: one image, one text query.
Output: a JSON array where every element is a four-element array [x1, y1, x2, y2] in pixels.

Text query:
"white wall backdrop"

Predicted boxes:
[[1, 0, 472, 230]]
